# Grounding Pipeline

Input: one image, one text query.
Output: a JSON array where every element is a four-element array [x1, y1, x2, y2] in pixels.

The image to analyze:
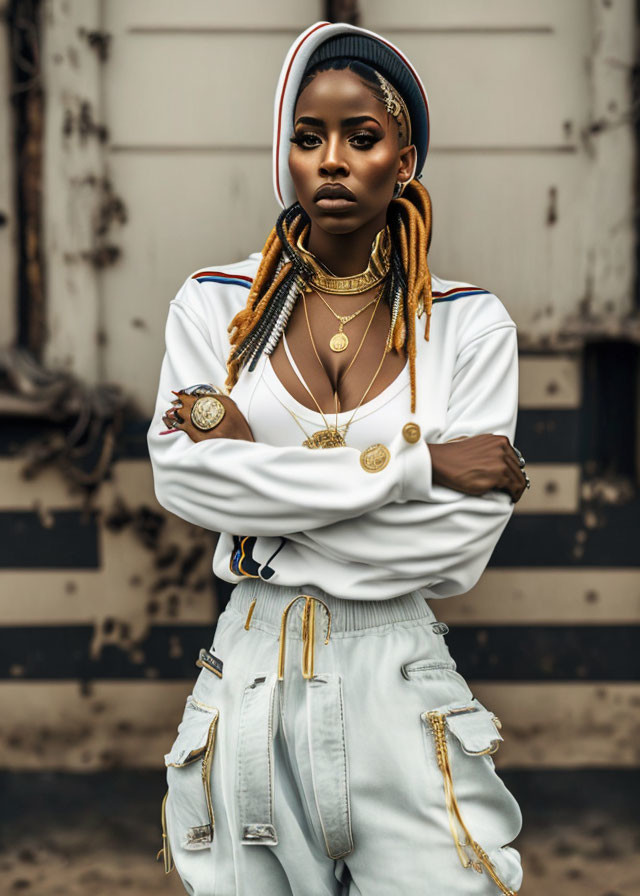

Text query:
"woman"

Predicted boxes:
[[148, 20, 529, 896]]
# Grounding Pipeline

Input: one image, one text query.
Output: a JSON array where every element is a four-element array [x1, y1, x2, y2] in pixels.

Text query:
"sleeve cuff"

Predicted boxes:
[[401, 435, 434, 502]]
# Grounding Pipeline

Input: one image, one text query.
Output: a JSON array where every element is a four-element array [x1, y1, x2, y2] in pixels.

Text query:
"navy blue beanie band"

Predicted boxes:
[[304, 33, 429, 178]]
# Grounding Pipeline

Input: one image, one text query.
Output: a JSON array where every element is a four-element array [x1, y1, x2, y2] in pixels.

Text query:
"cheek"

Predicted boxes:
[[354, 149, 398, 193], [288, 150, 312, 194]]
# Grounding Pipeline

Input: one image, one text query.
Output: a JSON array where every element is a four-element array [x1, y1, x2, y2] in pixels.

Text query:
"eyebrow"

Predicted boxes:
[[294, 115, 383, 128]]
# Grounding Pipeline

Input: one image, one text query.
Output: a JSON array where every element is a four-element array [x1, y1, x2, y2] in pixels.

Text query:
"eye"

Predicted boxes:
[[349, 131, 379, 149], [289, 132, 322, 149]]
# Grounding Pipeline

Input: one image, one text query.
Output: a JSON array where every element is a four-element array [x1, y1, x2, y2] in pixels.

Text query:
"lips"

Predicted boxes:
[[314, 183, 356, 202]]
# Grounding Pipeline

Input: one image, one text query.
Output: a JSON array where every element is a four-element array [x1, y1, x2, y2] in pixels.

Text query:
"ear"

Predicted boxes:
[[397, 144, 417, 186]]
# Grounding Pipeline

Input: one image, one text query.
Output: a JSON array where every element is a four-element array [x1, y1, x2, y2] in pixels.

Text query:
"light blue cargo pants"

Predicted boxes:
[[158, 579, 524, 895]]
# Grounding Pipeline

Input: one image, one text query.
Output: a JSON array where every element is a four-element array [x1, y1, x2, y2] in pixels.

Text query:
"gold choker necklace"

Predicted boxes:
[[296, 225, 391, 295]]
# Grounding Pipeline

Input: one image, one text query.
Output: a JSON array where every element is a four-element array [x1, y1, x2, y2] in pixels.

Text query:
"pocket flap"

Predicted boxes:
[[425, 697, 503, 756], [165, 696, 219, 768]]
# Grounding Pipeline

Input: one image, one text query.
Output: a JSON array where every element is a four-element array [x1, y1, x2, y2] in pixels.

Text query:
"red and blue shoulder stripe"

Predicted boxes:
[[191, 270, 253, 289], [190, 271, 487, 301], [432, 286, 490, 303]]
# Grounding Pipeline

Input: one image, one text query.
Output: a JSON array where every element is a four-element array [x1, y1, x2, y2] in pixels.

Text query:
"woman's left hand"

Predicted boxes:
[[161, 391, 255, 442]]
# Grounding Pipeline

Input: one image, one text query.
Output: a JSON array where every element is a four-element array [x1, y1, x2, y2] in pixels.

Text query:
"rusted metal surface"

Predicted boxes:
[[0, 344, 129, 492], [0, 2, 17, 345], [77, 26, 111, 62], [325, 0, 360, 25], [8, 0, 45, 357]]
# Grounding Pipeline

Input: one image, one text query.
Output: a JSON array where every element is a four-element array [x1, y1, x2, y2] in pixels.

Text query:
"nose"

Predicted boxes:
[[319, 134, 349, 177]]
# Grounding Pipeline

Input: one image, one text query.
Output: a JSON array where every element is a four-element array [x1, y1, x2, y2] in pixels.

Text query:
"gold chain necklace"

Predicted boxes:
[[311, 288, 379, 353], [296, 225, 391, 295], [304, 284, 383, 403], [295, 290, 390, 448]]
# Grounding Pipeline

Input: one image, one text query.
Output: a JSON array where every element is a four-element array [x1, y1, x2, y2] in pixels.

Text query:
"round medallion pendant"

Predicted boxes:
[[302, 429, 346, 449], [402, 422, 422, 444], [190, 395, 226, 431], [360, 443, 391, 473], [330, 332, 349, 353]]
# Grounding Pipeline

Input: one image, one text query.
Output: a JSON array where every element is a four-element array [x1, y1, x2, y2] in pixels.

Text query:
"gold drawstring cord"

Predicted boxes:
[[426, 711, 518, 896], [156, 790, 174, 873], [244, 598, 257, 630], [277, 594, 331, 680]]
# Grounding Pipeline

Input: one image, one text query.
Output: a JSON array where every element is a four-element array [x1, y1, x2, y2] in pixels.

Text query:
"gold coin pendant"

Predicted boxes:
[[330, 332, 349, 352], [360, 443, 391, 473], [303, 429, 347, 449]]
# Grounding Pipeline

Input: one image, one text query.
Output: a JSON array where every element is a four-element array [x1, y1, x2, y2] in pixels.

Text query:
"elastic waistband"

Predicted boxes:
[[227, 579, 436, 635]]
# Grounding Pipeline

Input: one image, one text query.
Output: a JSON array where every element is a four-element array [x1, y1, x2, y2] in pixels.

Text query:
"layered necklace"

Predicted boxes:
[[261, 225, 397, 449], [296, 225, 391, 354], [268, 283, 392, 449]]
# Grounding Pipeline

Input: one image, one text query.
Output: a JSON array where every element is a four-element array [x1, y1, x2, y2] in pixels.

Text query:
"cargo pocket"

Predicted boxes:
[[422, 697, 522, 896], [161, 695, 220, 859]]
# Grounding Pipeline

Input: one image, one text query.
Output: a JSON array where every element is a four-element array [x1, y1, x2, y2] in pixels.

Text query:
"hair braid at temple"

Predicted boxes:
[[224, 179, 433, 413]]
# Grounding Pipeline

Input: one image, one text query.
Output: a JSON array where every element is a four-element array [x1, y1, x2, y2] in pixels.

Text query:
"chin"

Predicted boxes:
[[311, 216, 363, 235]]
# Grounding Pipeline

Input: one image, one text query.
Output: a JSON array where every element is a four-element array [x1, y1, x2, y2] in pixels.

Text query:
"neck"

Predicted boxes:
[[306, 212, 387, 277]]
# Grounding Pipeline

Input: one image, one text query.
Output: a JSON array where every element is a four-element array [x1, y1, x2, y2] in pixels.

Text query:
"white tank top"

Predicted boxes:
[[231, 334, 411, 451]]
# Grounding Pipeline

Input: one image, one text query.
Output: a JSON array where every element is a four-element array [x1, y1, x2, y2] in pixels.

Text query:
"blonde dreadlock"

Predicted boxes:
[[225, 178, 433, 414]]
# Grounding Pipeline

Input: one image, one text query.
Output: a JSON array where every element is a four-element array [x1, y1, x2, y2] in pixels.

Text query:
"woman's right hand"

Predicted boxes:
[[428, 434, 527, 503]]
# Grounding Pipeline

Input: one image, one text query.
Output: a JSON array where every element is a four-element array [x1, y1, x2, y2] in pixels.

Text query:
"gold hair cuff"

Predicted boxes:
[[374, 71, 412, 146]]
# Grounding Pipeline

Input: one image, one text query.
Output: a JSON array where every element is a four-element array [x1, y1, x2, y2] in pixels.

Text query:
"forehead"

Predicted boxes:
[[294, 68, 385, 118]]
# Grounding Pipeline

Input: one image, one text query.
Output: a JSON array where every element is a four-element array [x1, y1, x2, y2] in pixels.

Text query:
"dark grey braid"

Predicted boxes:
[[229, 203, 311, 371]]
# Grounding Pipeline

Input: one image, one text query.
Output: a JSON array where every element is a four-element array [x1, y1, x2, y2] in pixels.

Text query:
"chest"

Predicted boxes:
[[268, 288, 407, 416]]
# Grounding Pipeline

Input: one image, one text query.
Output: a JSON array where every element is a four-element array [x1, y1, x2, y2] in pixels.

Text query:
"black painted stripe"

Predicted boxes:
[[514, 408, 581, 463], [0, 624, 638, 681], [0, 511, 99, 568], [2, 770, 637, 827], [448, 625, 640, 681], [122, 411, 585, 463], [490, 499, 640, 566], [500, 769, 640, 818], [0, 500, 636, 570], [2, 412, 582, 463], [0, 416, 151, 460]]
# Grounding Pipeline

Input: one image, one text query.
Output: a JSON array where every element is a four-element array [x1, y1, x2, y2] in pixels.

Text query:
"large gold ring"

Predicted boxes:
[[190, 395, 226, 431]]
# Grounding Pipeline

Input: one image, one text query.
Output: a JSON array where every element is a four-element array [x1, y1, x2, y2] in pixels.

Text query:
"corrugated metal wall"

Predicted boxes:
[[1, 0, 638, 791]]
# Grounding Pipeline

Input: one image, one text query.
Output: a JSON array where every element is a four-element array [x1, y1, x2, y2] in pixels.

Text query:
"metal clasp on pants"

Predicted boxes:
[[277, 594, 332, 680]]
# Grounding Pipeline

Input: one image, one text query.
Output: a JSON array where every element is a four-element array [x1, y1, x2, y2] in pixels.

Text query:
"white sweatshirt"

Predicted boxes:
[[147, 20, 518, 602], [146, 259, 518, 601]]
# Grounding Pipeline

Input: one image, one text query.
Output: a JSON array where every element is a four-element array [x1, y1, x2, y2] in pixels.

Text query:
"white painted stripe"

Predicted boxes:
[[472, 682, 639, 769], [518, 356, 582, 408], [0, 681, 191, 771], [0, 681, 637, 770], [2, 568, 634, 626], [1, 459, 156, 509], [433, 569, 640, 624], [0, 570, 216, 624], [512, 463, 580, 514]]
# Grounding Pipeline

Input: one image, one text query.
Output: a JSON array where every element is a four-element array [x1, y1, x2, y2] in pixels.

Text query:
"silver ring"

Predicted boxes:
[[513, 445, 526, 468], [182, 383, 222, 397], [524, 473, 531, 489]]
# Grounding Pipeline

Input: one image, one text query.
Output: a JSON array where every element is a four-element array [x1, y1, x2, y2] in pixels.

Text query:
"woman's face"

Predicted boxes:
[[288, 68, 416, 235]]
